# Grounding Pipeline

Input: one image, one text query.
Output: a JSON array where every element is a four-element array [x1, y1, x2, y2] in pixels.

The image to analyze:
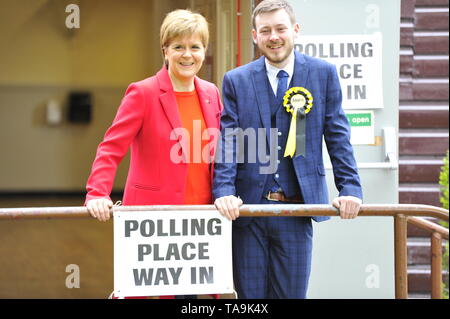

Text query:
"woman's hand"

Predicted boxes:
[[86, 198, 113, 222]]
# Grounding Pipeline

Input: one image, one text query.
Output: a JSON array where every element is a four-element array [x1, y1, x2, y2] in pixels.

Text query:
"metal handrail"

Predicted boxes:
[[408, 216, 449, 299], [0, 203, 448, 299]]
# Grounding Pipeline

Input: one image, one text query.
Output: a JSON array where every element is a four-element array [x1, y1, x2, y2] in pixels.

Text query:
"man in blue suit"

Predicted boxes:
[[213, 0, 363, 299]]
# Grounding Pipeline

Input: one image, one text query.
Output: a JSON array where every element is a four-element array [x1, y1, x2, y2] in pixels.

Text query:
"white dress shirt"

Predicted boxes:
[[264, 51, 295, 96]]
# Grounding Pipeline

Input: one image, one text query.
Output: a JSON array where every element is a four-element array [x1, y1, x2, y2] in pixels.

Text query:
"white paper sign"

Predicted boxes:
[[345, 110, 375, 145], [113, 210, 233, 298], [295, 33, 383, 109]]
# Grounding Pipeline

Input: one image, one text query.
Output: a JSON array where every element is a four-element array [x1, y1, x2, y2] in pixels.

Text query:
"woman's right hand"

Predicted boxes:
[[86, 198, 113, 222]]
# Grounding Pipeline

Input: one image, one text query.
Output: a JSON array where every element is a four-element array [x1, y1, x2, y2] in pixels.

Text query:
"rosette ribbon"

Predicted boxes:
[[283, 87, 313, 158]]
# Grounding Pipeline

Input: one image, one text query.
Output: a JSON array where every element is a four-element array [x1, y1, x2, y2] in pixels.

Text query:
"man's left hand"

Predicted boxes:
[[332, 196, 362, 219]]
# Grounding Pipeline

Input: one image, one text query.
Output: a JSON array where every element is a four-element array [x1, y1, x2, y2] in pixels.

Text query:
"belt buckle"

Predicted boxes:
[[266, 191, 280, 201]]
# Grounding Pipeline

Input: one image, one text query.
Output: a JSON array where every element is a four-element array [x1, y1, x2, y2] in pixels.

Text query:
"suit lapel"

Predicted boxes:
[[291, 51, 310, 92], [251, 57, 272, 144]]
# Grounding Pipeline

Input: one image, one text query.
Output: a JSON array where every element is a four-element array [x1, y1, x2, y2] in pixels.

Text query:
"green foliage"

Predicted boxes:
[[438, 151, 449, 299], [439, 151, 449, 211]]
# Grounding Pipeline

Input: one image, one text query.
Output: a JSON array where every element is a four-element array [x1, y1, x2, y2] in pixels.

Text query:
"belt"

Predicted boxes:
[[265, 191, 304, 203]]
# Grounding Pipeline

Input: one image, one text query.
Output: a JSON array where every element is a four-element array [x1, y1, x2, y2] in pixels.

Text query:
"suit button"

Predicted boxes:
[[275, 174, 279, 179], [277, 146, 282, 151], [278, 131, 282, 136]]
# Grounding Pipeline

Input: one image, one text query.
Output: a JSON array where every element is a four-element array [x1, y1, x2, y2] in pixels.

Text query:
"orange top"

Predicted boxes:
[[175, 90, 212, 205]]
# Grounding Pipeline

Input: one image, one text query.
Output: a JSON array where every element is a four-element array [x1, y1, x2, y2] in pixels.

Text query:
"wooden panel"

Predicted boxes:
[[414, 35, 449, 54], [412, 82, 449, 100], [399, 109, 449, 128], [414, 59, 449, 77], [400, 82, 414, 100], [416, 11, 450, 30], [400, 162, 442, 182], [402, 0, 416, 19], [401, 27, 414, 46], [408, 270, 448, 293], [400, 189, 441, 206], [400, 54, 414, 74], [415, 0, 449, 5], [400, 135, 449, 155]]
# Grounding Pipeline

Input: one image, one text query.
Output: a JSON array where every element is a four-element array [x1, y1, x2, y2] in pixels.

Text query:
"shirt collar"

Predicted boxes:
[[264, 51, 295, 79]]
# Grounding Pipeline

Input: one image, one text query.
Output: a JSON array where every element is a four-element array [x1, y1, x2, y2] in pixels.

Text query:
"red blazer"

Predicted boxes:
[[85, 67, 223, 205]]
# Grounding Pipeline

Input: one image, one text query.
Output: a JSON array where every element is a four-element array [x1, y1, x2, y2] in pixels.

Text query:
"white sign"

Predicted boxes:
[[346, 110, 375, 145], [113, 210, 233, 298], [295, 33, 383, 109]]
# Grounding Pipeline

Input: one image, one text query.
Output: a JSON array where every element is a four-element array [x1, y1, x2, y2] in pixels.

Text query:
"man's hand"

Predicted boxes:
[[86, 198, 113, 222], [214, 195, 243, 221], [332, 196, 362, 219]]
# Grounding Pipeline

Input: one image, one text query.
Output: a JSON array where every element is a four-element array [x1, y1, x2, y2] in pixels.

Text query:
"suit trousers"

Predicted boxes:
[[232, 199, 313, 299]]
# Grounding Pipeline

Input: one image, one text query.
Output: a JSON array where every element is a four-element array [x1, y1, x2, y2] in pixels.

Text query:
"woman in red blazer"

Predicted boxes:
[[85, 9, 222, 299]]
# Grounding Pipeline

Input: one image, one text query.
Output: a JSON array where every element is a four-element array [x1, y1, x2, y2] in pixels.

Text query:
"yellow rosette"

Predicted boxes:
[[283, 87, 313, 158]]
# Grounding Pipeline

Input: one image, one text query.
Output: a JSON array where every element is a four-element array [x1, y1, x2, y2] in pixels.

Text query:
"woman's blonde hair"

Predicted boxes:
[[160, 9, 209, 65]]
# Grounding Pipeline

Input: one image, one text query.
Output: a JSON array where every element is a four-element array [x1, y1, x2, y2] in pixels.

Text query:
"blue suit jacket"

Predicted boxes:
[[213, 51, 362, 223]]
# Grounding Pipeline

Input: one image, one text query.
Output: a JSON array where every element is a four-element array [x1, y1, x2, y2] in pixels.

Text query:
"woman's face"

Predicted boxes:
[[164, 33, 206, 84]]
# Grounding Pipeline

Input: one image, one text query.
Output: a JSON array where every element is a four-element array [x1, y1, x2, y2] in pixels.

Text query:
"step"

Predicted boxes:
[[399, 157, 444, 183], [399, 130, 449, 156], [400, 106, 449, 129], [400, 79, 449, 101], [407, 237, 448, 265], [414, 32, 449, 55], [408, 264, 449, 293], [415, 9, 449, 31], [399, 183, 442, 207]]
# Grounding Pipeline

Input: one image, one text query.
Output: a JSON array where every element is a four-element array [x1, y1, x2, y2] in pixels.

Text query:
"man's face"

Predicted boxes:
[[252, 9, 299, 68]]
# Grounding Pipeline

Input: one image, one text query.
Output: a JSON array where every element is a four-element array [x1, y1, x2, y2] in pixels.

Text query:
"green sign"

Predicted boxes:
[[346, 113, 372, 127]]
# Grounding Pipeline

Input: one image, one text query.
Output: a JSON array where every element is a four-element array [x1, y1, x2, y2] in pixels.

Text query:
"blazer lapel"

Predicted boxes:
[[194, 77, 218, 130], [157, 68, 189, 157], [251, 57, 272, 144]]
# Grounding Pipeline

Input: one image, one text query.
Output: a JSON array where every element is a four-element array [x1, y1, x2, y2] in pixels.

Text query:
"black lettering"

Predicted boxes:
[[140, 220, 155, 237], [138, 244, 152, 261], [199, 266, 214, 284], [166, 243, 181, 260], [133, 268, 153, 286], [157, 219, 168, 236], [182, 242, 196, 260], [361, 42, 373, 57], [191, 219, 205, 235], [124, 220, 138, 237], [198, 242, 209, 259], [340, 64, 352, 79], [207, 218, 222, 235]]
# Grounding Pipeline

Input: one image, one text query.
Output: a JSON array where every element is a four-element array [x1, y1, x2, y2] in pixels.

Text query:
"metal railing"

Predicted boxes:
[[0, 203, 448, 299]]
